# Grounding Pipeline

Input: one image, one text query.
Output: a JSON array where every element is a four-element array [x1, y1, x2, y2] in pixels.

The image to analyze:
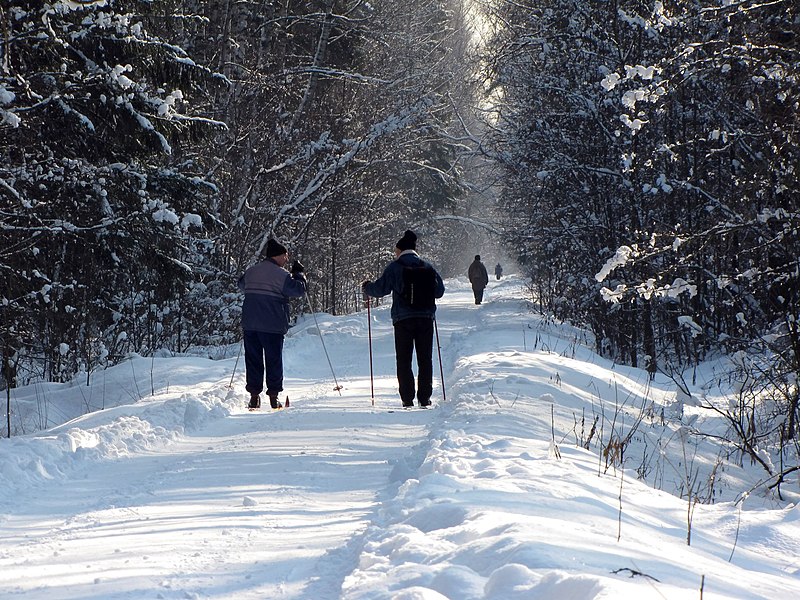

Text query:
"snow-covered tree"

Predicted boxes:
[[1, 1, 225, 383], [479, 0, 798, 465], [593, 0, 800, 443], [1, 0, 479, 385], [186, 0, 474, 314]]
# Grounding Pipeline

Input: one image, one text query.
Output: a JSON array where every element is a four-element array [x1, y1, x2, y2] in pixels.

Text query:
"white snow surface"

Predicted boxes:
[[2, 276, 799, 599]]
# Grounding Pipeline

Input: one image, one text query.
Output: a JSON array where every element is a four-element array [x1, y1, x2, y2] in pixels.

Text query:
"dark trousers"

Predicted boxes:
[[243, 330, 285, 396], [472, 286, 484, 304], [394, 317, 434, 405]]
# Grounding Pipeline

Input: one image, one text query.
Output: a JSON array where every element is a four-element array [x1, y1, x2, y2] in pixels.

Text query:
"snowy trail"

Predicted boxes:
[[3, 277, 800, 599], [0, 289, 453, 600], [1, 375, 442, 599]]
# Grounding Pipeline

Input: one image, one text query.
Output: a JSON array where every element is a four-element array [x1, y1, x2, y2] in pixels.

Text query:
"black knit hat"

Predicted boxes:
[[395, 230, 417, 251], [266, 238, 288, 257], [475, 254, 481, 261]]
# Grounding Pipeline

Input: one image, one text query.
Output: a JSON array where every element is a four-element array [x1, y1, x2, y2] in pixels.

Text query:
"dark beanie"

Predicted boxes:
[[475, 254, 481, 261], [266, 238, 288, 257], [396, 230, 417, 251]]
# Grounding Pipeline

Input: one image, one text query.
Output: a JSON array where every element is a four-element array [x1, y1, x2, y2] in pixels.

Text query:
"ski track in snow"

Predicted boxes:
[[2, 277, 800, 599], [1, 381, 441, 599]]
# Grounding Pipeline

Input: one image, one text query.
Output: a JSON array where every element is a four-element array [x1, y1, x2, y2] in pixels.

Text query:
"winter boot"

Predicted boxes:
[[248, 394, 261, 409], [267, 392, 283, 410]]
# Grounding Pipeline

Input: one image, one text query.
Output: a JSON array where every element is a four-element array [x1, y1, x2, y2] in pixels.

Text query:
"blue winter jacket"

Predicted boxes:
[[238, 258, 307, 334], [364, 250, 445, 324]]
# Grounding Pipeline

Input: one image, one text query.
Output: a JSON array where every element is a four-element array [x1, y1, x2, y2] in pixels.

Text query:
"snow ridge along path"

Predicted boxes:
[[2, 276, 799, 599]]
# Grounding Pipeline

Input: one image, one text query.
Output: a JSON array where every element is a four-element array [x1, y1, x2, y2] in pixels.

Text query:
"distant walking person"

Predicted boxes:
[[495, 263, 503, 280], [468, 254, 489, 305], [238, 238, 307, 409], [362, 230, 445, 408]]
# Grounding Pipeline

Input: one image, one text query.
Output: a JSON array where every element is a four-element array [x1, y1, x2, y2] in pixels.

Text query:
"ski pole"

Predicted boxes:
[[304, 292, 343, 395], [228, 340, 243, 388], [434, 318, 446, 402], [365, 292, 374, 406]]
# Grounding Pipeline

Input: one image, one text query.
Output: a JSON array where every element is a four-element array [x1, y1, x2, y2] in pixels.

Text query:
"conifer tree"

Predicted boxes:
[[1, 0, 224, 383]]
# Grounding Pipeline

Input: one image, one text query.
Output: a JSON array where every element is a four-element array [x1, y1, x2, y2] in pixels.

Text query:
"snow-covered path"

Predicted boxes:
[[4, 401, 438, 599], [2, 277, 800, 599], [1, 326, 440, 599]]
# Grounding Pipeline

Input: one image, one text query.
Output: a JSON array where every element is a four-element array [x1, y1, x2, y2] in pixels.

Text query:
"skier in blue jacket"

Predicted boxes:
[[362, 230, 445, 408], [238, 238, 307, 409]]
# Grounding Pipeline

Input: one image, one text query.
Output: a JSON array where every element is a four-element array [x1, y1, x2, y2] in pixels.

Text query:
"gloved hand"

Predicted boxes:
[[362, 280, 371, 303], [291, 260, 305, 274]]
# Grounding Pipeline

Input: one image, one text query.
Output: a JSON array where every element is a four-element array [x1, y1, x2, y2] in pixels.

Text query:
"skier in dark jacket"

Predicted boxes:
[[238, 238, 307, 409], [468, 254, 489, 304], [495, 263, 503, 280], [362, 230, 445, 408]]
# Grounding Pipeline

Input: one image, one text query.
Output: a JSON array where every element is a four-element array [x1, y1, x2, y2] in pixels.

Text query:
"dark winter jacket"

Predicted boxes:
[[468, 259, 489, 290], [363, 250, 445, 324], [238, 258, 307, 334]]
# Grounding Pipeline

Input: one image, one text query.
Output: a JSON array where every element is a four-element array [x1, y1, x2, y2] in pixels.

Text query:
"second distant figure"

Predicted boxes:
[[362, 230, 445, 408], [495, 263, 503, 280], [468, 254, 489, 305]]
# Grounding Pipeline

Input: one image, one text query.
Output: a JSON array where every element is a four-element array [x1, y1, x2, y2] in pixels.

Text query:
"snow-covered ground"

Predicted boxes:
[[1, 275, 799, 599]]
